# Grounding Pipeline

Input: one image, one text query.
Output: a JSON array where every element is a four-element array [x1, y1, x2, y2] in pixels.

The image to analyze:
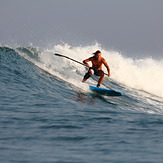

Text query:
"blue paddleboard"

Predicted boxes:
[[89, 86, 123, 96]]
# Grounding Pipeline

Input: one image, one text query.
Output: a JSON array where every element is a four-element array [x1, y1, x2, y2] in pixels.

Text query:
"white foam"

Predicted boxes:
[[19, 43, 163, 97]]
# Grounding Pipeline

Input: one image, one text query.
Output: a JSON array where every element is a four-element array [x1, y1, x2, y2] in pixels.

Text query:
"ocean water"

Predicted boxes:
[[0, 44, 163, 163]]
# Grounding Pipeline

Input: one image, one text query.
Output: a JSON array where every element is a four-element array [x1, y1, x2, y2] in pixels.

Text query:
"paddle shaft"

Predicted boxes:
[[54, 53, 108, 75], [55, 53, 85, 66]]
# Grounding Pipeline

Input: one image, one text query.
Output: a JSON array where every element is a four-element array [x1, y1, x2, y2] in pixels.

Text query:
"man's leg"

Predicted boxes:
[[82, 71, 92, 83], [95, 70, 104, 87]]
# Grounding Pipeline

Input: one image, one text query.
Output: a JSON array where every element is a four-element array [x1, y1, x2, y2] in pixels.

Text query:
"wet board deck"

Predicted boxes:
[[89, 86, 123, 96]]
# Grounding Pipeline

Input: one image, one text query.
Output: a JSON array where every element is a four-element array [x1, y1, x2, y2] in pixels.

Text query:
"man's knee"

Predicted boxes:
[[83, 72, 92, 80], [101, 71, 104, 77]]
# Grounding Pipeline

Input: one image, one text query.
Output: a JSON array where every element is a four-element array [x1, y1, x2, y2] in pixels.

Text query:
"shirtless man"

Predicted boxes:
[[82, 50, 110, 87]]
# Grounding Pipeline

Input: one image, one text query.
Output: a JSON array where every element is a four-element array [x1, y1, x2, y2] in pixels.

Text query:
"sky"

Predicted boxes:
[[0, 0, 163, 58]]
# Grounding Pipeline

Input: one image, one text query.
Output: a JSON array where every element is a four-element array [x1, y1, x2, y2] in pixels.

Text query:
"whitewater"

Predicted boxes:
[[1, 43, 163, 163]]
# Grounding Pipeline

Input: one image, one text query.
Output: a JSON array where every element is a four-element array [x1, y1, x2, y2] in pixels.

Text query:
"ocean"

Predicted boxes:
[[0, 44, 163, 163]]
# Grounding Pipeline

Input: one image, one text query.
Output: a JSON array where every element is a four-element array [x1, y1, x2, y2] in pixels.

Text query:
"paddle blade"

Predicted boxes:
[[54, 53, 64, 57]]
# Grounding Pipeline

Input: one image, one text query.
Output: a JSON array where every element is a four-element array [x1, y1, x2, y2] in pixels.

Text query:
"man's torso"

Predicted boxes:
[[90, 57, 104, 70]]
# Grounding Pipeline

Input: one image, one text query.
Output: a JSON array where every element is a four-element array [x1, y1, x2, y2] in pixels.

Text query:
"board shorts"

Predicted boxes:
[[83, 67, 104, 80], [89, 67, 104, 76]]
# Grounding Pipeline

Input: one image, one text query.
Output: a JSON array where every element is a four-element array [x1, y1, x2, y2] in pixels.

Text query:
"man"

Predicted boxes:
[[82, 50, 110, 87]]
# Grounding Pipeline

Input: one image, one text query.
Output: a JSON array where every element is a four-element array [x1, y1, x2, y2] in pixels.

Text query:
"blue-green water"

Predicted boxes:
[[0, 46, 163, 163]]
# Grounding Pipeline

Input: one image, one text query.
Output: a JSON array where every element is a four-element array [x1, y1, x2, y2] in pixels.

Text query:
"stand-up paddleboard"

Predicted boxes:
[[89, 86, 123, 96], [54, 53, 123, 96]]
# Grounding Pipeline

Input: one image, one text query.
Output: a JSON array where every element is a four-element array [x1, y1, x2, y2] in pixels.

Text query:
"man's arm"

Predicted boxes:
[[83, 57, 92, 68], [83, 57, 94, 74], [103, 59, 110, 77]]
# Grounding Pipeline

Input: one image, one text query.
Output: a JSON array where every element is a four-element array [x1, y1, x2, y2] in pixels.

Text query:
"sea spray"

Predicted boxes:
[[16, 43, 163, 97], [40, 44, 163, 97]]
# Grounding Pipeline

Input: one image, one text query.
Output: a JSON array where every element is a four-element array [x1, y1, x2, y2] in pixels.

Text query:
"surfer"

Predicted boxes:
[[82, 50, 110, 87]]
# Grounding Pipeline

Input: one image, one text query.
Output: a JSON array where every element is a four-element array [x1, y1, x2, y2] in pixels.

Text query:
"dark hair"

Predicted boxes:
[[93, 50, 101, 55]]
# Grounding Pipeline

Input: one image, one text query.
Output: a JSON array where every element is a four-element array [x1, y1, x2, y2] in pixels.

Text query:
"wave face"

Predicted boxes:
[[1, 44, 163, 112], [16, 43, 163, 97], [1, 44, 163, 163]]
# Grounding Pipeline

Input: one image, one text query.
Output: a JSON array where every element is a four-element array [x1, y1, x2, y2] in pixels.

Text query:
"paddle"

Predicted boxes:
[[54, 53, 85, 66], [54, 53, 108, 75]]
